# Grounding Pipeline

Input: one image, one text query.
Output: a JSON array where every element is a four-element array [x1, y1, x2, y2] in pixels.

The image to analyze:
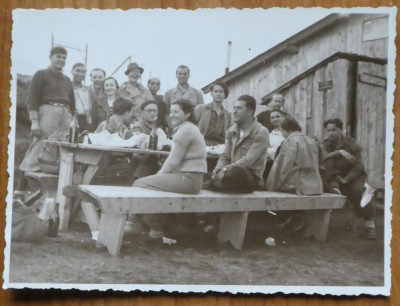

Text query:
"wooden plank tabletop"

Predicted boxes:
[[44, 140, 220, 158]]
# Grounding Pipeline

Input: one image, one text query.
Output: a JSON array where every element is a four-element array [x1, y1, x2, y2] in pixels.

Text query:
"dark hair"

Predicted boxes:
[[113, 98, 134, 115], [72, 63, 86, 70], [104, 76, 119, 89], [171, 99, 196, 123], [269, 109, 286, 117], [324, 118, 343, 129], [210, 81, 229, 98], [281, 117, 302, 132], [147, 78, 160, 85], [90, 68, 106, 77], [176, 65, 190, 74], [237, 95, 257, 115]]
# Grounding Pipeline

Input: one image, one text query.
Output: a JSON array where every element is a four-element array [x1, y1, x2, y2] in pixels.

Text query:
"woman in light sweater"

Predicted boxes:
[[133, 99, 207, 194]]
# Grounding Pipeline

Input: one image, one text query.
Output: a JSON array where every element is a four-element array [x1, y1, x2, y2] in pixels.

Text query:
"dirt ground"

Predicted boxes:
[[8, 204, 385, 287]]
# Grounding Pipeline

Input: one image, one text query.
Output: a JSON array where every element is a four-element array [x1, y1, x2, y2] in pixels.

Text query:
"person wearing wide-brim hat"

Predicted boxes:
[[15, 46, 76, 199], [117, 62, 154, 123]]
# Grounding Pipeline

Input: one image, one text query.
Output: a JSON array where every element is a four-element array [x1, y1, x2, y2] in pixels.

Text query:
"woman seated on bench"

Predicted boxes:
[[133, 99, 207, 194]]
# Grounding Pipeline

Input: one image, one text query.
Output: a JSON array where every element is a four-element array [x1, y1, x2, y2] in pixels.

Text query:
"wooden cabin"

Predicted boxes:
[[202, 14, 389, 189]]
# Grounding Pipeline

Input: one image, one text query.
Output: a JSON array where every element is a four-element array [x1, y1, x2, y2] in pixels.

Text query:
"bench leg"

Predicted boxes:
[[79, 165, 103, 232], [217, 212, 248, 250], [56, 151, 74, 232], [303, 210, 332, 242], [97, 213, 127, 256]]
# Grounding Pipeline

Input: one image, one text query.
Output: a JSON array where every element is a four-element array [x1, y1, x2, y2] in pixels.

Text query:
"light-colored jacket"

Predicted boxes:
[[158, 121, 207, 174], [216, 119, 270, 181], [194, 103, 232, 139], [266, 131, 323, 195]]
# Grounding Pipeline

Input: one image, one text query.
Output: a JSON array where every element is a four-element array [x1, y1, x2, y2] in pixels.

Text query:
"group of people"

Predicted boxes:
[[15, 46, 376, 241]]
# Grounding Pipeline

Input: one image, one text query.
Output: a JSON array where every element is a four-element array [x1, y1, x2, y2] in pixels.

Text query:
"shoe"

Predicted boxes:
[[365, 227, 377, 240], [148, 229, 164, 239], [330, 188, 342, 195]]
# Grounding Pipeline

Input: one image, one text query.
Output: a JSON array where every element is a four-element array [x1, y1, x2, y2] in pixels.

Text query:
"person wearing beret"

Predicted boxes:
[[117, 62, 154, 123], [15, 46, 75, 199]]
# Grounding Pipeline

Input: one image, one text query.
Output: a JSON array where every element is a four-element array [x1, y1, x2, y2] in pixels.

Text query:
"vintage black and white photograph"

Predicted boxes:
[[3, 7, 396, 295]]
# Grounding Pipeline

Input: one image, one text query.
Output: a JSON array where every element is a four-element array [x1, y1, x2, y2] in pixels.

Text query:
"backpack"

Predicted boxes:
[[38, 130, 69, 174]]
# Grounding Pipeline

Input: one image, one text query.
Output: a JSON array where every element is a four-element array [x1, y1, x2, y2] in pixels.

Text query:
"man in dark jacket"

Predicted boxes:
[[320, 118, 376, 240]]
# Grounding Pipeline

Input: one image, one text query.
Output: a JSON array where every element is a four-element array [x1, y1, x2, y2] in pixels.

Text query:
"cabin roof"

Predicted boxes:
[[201, 13, 346, 94]]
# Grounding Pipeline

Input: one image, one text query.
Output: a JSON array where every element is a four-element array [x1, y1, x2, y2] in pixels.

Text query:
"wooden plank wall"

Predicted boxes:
[[355, 61, 387, 188], [223, 14, 388, 114]]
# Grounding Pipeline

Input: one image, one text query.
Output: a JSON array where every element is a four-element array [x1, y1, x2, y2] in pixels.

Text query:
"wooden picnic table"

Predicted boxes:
[[44, 140, 219, 231]]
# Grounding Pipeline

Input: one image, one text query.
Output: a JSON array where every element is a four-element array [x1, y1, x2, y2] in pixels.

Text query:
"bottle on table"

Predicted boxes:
[[148, 124, 158, 150], [69, 113, 80, 143]]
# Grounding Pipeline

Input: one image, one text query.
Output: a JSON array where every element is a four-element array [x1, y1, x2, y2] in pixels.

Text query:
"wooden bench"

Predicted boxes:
[[78, 185, 346, 256], [25, 172, 59, 198]]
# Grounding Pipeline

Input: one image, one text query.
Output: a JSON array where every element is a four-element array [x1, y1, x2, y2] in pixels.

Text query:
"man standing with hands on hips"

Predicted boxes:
[[14, 46, 75, 199]]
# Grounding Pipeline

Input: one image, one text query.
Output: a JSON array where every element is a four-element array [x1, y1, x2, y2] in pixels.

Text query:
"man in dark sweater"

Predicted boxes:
[[15, 46, 75, 198]]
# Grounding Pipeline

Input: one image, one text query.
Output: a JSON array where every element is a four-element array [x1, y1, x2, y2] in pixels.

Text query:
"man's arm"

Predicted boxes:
[[215, 130, 232, 171], [230, 128, 270, 169]]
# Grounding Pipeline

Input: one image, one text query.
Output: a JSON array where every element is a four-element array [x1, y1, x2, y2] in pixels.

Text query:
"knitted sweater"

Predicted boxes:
[[158, 121, 207, 174], [27, 68, 75, 112]]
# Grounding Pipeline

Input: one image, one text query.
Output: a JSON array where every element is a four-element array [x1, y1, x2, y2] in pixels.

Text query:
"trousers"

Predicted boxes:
[[20, 104, 72, 173], [133, 172, 204, 232]]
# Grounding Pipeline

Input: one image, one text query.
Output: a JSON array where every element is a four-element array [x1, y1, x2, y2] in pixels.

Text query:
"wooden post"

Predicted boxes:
[[303, 209, 332, 242], [56, 151, 74, 232], [97, 213, 127, 256], [217, 212, 249, 250]]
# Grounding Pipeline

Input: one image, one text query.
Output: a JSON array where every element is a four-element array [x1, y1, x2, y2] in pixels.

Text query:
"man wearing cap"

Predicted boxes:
[[163, 65, 204, 110], [89, 68, 106, 131], [147, 78, 168, 130], [194, 81, 231, 146], [118, 63, 154, 123], [15, 46, 75, 198], [256, 93, 291, 132], [71, 63, 91, 131], [130, 100, 168, 179]]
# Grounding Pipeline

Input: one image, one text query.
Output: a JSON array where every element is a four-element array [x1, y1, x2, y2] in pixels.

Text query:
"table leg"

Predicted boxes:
[[80, 164, 103, 233], [217, 212, 248, 250], [97, 213, 127, 256], [303, 209, 332, 242], [56, 152, 74, 232]]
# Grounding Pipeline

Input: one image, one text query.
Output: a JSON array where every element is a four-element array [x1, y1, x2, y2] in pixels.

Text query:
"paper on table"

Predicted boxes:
[[88, 130, 144, 148]]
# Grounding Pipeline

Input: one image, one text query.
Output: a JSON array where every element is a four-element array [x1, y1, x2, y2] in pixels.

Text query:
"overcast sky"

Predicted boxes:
[[12, 8, 331, 97]]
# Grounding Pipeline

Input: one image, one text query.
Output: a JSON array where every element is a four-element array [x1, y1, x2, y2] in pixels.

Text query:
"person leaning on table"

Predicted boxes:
[[15, 46, 75, 199]]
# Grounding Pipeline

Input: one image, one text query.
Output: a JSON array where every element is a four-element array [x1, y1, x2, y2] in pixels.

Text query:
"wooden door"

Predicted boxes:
[[355, 61, 387, 189]]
